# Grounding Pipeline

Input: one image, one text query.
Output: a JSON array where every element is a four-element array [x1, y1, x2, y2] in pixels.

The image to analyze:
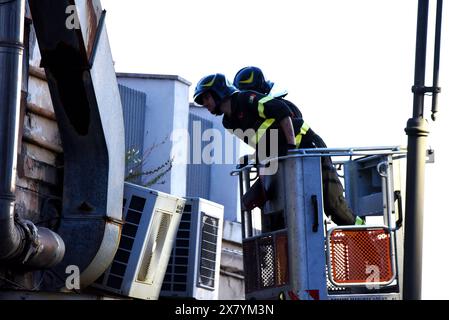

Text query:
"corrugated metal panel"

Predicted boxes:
[[186, 113, 212, 199], [119, 84, 146, 182]]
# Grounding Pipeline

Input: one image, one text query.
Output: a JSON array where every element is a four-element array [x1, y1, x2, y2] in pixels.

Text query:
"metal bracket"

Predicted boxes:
[[426, 148, 435, 163], [411, 85, 441, 94], [15, 219, 40, 264], [376, 161, 388, 178]]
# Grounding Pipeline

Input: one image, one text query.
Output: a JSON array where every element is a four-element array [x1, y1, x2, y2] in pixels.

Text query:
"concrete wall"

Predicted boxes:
[[117, 73, 190, 197], [189, 105, 253, 222], [119, 84, 146, 184], [219, 221, 244, 300], [186, 113, 212, 199]]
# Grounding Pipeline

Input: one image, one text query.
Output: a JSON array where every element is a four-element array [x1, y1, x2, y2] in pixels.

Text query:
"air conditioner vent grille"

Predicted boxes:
[[137, 211, 172, 283], [129, 195, 146, 211], [104, 195, 146, 289], [163, 204, 192, 292], [160, 198, 223, 299], [198, 213, 219, 289], [107, 274, 123, 290]]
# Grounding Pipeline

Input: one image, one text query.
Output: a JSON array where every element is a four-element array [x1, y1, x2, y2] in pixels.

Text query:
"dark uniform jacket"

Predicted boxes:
[[222, 91, 321, 159], [279, 97, 302, 119]]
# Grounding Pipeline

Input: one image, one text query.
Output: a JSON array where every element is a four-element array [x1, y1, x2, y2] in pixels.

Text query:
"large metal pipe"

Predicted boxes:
[[28, 0, 125, 288], [0, 0, 64, 268], [0, 0, 27, 261]]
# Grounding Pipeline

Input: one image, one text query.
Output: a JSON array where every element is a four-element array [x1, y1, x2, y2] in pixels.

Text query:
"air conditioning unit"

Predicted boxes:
[[93, 182, 185, 300], [160, 197, 224, 300]]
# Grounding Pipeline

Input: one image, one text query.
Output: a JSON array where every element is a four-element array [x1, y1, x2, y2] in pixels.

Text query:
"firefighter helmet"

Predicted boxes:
[[233, 66, 274, 94], [193, 73, 238, 105]]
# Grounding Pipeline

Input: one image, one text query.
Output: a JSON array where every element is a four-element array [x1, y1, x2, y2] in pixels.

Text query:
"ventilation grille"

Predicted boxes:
[[198, 213, 219, 289], [137, 210, 172, 284], [162, 203, 192, 292], [96, 195, 145, 289], [243, 230, 289, 294]]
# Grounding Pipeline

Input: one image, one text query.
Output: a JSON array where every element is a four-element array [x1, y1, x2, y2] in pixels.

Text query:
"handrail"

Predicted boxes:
[[264, 146, 406, 166], [230, 146, 407, 176]]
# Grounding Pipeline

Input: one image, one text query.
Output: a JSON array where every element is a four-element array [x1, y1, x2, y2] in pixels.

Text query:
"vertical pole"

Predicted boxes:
[[239, 169, 253, 239], [403, 0, 430, 300], [431, 0, 443, 120]]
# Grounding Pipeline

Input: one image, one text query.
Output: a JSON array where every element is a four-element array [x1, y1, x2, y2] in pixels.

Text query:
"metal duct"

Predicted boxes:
[[28, 0, 125, 289], [0, 0, 65, 268]]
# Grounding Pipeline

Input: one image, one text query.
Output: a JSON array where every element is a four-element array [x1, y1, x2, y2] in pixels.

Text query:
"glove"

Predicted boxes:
[[355, 216, 365, 225]]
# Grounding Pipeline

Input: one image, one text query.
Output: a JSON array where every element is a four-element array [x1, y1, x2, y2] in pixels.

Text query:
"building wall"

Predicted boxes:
[[186, 113, 212, 199], [172, 80, 190, 196], [117, 74, 190, 197], [188, 105, 251, 222], [118, 84, 146, 183], [219, 221, 244, 300]]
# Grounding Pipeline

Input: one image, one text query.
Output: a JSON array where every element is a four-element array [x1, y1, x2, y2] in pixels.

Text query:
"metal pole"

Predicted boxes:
[[239, 169, 253, 239], [431, 0, 443, 121], [403, 0, 430, 300]]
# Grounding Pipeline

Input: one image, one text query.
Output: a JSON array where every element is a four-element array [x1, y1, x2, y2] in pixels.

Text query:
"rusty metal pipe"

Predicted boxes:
[[0, 0, 65, 268]]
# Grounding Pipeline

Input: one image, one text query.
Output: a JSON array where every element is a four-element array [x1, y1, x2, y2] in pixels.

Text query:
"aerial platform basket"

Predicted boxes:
[[232, 146, 406, 300]]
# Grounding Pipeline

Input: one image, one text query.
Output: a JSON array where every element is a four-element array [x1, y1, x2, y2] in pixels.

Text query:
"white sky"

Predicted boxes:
[[101, 0, 449, 299]]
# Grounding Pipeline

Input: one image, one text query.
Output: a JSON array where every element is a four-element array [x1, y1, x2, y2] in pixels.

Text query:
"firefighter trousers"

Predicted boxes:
[[321, 156, 356, 225]]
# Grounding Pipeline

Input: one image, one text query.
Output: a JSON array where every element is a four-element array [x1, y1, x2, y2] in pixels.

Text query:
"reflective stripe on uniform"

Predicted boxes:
[[295, 122, 310, 147], [250, 118, 275, 146], [258, 96, 274, 119]]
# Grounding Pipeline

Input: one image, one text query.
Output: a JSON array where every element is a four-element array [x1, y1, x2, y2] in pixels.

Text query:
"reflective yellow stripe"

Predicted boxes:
[[202, 75, 216, 87], [250, 118, 275, 146], [295, 122, 310, 147], [239, 71, 254, 84], [258, 96, 274, 119], [300, 122, 310, 135]]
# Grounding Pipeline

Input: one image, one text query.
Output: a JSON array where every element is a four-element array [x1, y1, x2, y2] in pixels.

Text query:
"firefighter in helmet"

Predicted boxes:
[[233, 66, 302, 119], [194, 73, 360, 226]]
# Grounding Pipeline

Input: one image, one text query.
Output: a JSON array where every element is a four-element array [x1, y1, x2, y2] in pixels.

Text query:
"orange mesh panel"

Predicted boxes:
[[329, 228, 393, 284], [275, 233, 289, 286]]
